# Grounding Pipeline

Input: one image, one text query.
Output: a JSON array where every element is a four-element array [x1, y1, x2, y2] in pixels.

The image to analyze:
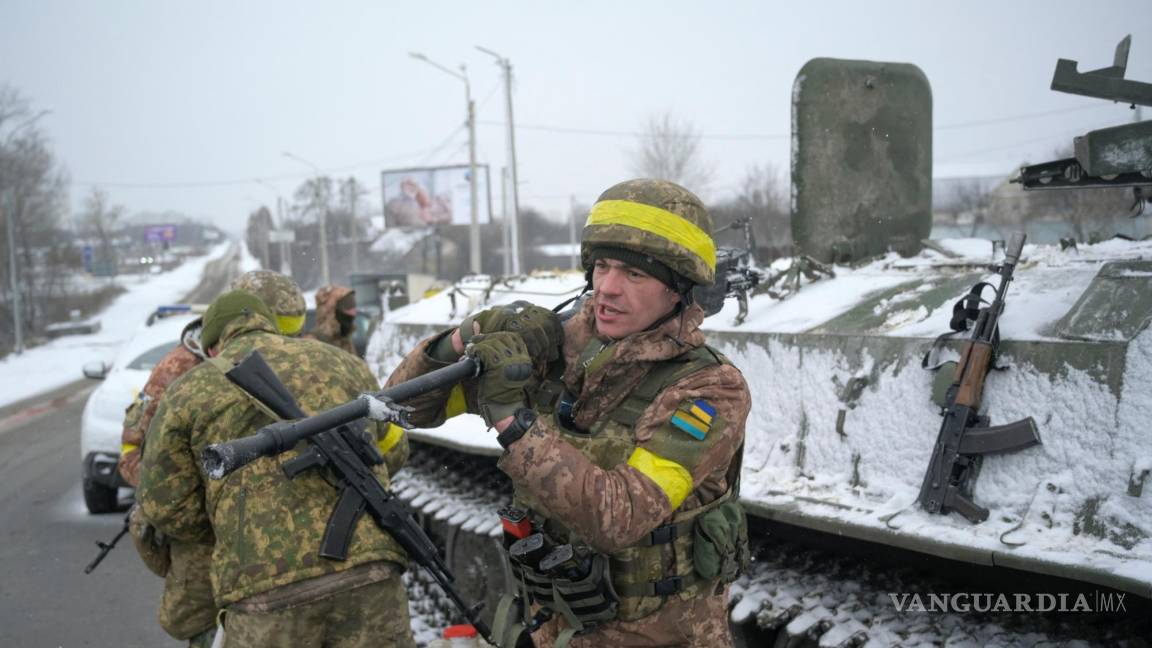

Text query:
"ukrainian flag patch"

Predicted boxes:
[[670, 399, 715, 441]]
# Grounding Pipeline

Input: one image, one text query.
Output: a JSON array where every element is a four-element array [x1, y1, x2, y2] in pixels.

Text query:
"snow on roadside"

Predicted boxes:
[[0, 242, 235, 408]]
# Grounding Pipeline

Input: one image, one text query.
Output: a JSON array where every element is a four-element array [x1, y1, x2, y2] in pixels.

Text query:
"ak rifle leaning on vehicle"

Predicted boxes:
[[918, 232, 1043, 523], [199, 351, 492, 642]]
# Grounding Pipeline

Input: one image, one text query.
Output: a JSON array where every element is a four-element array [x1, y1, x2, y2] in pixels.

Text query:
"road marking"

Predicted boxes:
[[0, 385, 97, 436]]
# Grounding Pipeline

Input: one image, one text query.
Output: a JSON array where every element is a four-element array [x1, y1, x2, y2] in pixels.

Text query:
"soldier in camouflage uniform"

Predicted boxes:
[[119, 270, 308, 647], [386, 179, 751, 647], [305, 285, 358, 356], [139, 290, 413, 648], [119, 270, 308, 487]]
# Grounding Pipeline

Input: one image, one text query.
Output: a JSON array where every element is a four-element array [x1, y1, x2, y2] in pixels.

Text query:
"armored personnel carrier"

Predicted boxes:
[[368, 38, 1151, 646]]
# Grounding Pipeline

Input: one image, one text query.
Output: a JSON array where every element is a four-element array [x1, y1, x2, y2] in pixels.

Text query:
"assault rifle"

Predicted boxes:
[[693, 247, 765, 324], [200, 352, 490, 640], [917, 232, 1043, 523], [83, 511, 130, 574]]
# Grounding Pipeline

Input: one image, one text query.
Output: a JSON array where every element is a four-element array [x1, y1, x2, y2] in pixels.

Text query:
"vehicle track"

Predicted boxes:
[[394, 441, 1151, 647]]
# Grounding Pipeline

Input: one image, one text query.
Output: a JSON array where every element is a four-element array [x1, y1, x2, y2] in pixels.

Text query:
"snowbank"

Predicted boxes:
[[0, 242, 235, 408]]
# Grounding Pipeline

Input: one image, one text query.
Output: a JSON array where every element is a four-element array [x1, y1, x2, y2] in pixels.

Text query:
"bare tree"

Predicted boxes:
[[1026, 146, 1134, 242], [1, 85, 72, 352], [949, 178, 994, 237], [712, 164, 791, 260], [245, 206, 274, 268], [628, 112, 714, 192], [78, 187, 124, 267]]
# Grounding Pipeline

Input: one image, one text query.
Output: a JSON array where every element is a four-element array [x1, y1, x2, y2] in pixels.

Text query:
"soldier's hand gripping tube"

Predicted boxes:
[[202, 352, 478, 478]]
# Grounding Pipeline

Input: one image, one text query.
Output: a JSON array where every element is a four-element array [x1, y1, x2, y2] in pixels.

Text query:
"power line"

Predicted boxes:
[[73, 126, 467, 190], [70, 104, 1115, 191], [479, 102, 1114, 141]]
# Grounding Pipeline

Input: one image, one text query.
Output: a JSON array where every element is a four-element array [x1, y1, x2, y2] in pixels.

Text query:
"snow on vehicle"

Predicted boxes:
[[366, 40, 1152, 643]]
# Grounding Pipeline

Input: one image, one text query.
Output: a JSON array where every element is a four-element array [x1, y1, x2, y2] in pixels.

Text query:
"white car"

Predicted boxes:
[[79, 307, 202, 514]]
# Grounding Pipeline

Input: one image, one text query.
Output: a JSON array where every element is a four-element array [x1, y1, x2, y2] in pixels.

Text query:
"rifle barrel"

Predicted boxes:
[[203, 358, 478, 478]]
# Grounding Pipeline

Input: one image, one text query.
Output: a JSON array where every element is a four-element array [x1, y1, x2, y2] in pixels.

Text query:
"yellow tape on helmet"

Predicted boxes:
[[587, 199, 716, 272], [627, 446, 693, 510], [276, 314, 306, 336]]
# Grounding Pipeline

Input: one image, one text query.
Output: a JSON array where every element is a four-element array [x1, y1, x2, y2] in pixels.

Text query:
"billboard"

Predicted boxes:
[[381, 164, 491, 229], [143, 224, 178, 242]]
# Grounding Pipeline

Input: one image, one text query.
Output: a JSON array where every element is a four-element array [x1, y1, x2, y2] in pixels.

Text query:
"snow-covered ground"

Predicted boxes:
[[0, 241, 250, 409]]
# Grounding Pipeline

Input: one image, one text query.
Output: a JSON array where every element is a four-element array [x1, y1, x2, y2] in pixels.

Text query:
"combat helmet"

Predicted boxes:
[[230, 270, 307, 335], [581, 178, 716, 289]]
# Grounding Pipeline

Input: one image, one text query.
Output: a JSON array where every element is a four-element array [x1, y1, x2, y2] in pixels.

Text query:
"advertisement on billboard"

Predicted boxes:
[[143, 225, 178, 242], [380, 164, 491, 229]]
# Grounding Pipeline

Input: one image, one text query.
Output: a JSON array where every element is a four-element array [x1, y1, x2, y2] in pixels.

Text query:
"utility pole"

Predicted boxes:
[[569, 195, 579, 270], [3, 191, 23, 354], [477, 46, 522, 275], [467, 92, 480, 275], [277, 196, 291, 275], [410, 52, 481, 275], [500, 166, 511, 275], [345, 179, 361, 274]]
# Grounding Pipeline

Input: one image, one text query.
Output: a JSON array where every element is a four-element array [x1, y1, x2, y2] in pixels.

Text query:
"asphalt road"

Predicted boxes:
[[0, 383, 182, 648], [0, 244, 241, 647]]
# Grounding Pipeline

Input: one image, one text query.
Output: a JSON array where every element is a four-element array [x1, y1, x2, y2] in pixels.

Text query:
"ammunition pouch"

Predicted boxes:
[[550, 553, 619, 643], [691, 500, 749, 583], [510, 559, 555, 606], [128, 505, 171, 577]]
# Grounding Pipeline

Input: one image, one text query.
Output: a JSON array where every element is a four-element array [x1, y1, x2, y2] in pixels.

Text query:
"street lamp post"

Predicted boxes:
[[282, 152, 331, 285], [409, 52, 481, 275], [476, 46, 522, 275], [3, 191, 23, 354]]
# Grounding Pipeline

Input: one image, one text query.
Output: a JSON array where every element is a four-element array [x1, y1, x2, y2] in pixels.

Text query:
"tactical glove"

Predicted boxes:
[[466, 331, 533, 426], [461, 301, 563, 363]]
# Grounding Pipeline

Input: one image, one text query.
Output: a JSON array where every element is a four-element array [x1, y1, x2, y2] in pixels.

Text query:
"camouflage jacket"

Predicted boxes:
[[386, 298, 750, 554], [138, 313, 410, 606], [118, 343, 202, 487], [305, 285, 356, 355]]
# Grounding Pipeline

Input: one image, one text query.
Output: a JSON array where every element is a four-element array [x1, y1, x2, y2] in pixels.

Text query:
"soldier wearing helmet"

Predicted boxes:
[[386, 179, 751, 646], [139, 289, 413, 647], [306, 285, 359, 356], [118, 269, 307, 647]]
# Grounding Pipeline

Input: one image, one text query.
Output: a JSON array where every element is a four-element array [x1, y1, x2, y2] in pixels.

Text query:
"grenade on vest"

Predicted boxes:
[[538, 544, 591, 581]]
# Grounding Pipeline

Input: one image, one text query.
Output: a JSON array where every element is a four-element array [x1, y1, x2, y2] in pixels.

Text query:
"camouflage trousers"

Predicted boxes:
[[188, 626, 217, 648], [160, 541, 218, 640], [531, 588, 731, 647], [221, 577, 416, 648]]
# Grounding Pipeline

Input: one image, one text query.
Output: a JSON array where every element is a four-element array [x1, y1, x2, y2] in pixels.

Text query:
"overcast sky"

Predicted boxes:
[[2, 0, 1150, 236]]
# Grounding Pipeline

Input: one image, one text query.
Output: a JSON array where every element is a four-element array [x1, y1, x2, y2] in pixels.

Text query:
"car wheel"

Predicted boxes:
[[83, 477, 118, 514]]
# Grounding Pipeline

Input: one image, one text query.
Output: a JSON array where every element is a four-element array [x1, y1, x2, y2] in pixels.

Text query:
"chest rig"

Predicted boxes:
[[514, 337, 742, 625]]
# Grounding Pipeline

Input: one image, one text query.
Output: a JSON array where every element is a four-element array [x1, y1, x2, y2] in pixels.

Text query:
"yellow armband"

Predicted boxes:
[[627, 447, 693, 510]]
